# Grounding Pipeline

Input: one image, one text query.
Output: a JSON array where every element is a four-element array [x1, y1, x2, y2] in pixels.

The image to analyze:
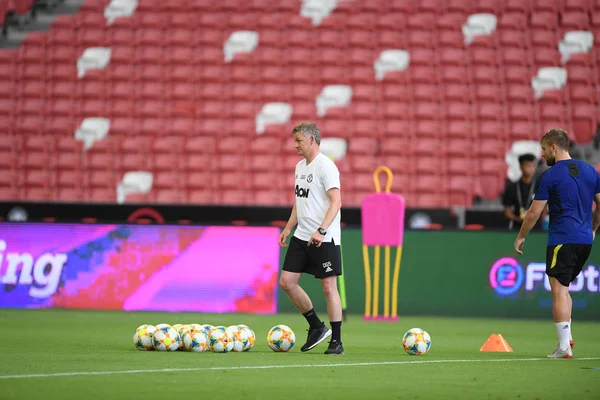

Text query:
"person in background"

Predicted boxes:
[[502, 154, 540, 230]]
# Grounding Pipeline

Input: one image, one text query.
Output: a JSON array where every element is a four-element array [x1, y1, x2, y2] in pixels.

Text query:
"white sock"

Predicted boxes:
[[569, 319, 572, 341], [555, 322, 570, 350]]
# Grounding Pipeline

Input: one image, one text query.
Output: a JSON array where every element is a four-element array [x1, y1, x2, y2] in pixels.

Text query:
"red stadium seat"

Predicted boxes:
[[530, 29, 559, 49], [509, 121, 538, 142], [561, 12, 591, 29], [564, 0, 593, 12], [498, 12, 528, 30], [14, 0, 35, 14], [4, 0, 594, 208], [448, 157, 475, 176], [407, 30, 435, 49], [530, 12, 559, 30]]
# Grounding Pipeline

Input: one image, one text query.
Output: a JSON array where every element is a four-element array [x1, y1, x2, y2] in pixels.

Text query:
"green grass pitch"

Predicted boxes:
[[1, 309, 599, 399]]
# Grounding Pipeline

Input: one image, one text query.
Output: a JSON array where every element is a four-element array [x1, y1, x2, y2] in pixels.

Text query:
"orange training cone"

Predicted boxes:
[[479, 334, 514, 352]]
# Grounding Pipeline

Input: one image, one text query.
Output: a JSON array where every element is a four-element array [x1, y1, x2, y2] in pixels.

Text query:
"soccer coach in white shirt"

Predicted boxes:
[[279, 122, 344, 355]]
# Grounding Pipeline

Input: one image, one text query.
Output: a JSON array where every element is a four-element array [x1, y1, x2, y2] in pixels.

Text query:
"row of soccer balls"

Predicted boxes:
[[134, 323, 297, 353], [135, 323, 431, 355]]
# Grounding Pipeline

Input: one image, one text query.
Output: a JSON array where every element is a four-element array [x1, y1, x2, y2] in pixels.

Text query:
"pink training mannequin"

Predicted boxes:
[[361, 166, 406, 321]]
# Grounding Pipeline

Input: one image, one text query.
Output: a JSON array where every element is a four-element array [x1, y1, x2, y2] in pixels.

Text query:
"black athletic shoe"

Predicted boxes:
[[300, 324, 331, 352], [324, 340, 345, 355]]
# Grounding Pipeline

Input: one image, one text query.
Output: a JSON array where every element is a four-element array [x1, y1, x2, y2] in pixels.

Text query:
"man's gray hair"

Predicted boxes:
[[292, 122, 321, 145]]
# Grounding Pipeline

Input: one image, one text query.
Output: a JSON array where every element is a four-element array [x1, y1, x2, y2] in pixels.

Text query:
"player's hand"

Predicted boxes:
[[514, 237, 525, 255], [279, 229, 290, 248], [308, 231, 325, 247]]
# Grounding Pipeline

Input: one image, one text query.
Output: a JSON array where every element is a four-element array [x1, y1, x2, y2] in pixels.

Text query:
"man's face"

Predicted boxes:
[[293, 132, 311, 157], [520, 160, 536, 178], [541, 142, 556, 166]]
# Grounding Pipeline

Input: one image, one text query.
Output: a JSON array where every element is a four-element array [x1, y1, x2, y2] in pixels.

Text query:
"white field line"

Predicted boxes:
[[1, 357, 599, 380]]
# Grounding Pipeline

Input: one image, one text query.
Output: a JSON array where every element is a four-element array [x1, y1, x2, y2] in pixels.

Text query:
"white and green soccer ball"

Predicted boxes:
[[267, 325, 295, 352], [209, 326, 233, 353], [133, 324, 157, 351], [227, 325, 250, 352], [402, 328, 431, 356], [182, 329, 210, 352], [238, 324, 255, 351], [153, 323, 181, 351]]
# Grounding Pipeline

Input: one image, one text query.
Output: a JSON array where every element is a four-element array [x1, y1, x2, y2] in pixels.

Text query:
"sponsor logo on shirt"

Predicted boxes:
[[295, 185, 310, 198]]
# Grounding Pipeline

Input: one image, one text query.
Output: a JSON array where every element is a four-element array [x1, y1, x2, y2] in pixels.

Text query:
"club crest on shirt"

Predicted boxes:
[[307, 174, 313, 183]]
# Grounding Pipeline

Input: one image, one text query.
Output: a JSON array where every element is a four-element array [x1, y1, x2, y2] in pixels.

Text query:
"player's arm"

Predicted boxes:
[[279, 204, 297, 248], [593, 193, 600, 239], [515, 171, 551, 254], [514, 199, 547, 254], [285, 203, 298, 231], [518, 200, 547, 237], [319, 188, 342, 231], [541, 203, 549, 221]]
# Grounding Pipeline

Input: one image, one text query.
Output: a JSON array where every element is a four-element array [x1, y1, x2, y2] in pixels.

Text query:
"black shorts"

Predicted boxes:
[[282, 236, 342, 279], [545, 244, 593, 287]]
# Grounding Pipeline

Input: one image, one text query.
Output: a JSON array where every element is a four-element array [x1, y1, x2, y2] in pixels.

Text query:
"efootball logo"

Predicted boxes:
[[489, 257, 524, 296], [489, 257, 600, 295], [295, 185, 309, 198]]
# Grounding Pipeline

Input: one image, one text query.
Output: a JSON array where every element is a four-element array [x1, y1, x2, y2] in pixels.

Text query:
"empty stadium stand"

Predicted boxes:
[[1, 0, 599, 207]]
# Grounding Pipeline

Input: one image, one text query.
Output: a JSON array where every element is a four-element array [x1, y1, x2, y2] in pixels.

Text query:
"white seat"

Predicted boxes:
[[116, 171, 153, 204], [320, 138, 348, 160], [104, 0, 138, 26], [300, 0, 338, 26], [255, 103, 293, 134], [505, 140, 542, 182], [315, 85, 352, 117], [74, 117, 110, 151], [462, 13, 497, 45], [223, 31, 259, 63], [558, 31, 594, 64], [77, 47, 111, 78], [374, 50, 410, 81], [6, 206, 28, 222], [531, 67, 567, 99]]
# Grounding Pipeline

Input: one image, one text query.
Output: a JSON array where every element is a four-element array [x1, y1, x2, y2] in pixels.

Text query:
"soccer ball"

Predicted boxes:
[[199, 324, 214, 336], [177, 324, 192, 351], [179, 324, 192, 335], [208, 326, 233, 353], [153, 323, 181, 351], [267, 325, 295, 352], [402, 328, 431, 356], [133, 324, 157, 351], [227, 325, 250, 352], [172, 324, 183, 333], [182, 329, 209, 352], [239, 324, 255, 351]]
